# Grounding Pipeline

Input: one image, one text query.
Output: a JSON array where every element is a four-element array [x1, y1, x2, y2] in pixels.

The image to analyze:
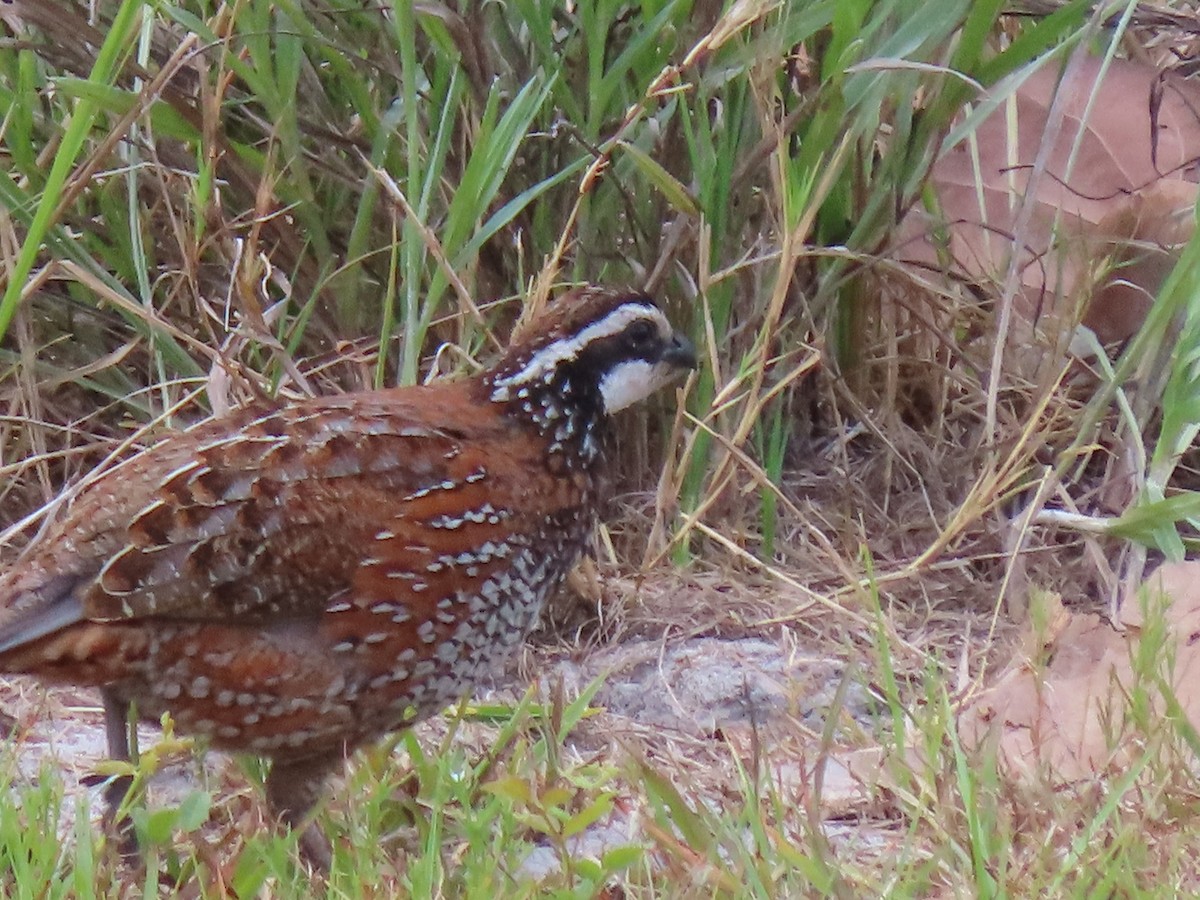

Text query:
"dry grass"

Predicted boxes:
[[5, 0, 1200, 896]]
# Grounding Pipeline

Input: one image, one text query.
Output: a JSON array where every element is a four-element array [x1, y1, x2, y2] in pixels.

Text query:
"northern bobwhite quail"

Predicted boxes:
[[0, 286, 695, 862]]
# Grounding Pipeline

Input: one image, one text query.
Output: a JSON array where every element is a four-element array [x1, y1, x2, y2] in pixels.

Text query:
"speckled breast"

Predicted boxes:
[[102, 466, 598, 759]]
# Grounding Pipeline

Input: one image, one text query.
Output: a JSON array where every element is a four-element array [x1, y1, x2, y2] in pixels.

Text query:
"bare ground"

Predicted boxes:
[[0, 556, 1019, 885]]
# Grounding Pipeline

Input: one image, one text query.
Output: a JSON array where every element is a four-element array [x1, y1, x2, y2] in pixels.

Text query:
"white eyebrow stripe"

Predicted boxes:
[[495, 303, 667, 387]]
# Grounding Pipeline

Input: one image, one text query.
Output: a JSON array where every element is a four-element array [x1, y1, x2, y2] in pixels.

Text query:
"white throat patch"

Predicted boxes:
[[599, 359, 674, 413]]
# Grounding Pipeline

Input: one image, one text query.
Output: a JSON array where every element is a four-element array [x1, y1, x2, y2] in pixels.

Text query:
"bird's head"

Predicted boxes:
[[487, 286, 696, 416]]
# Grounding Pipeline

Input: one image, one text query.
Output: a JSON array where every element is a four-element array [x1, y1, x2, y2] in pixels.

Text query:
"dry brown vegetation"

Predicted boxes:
[[5, 0, 1200, 895]]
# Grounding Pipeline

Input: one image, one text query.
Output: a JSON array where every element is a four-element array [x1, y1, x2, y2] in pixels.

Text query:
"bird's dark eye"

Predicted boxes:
[[625, 320, 657, 351]]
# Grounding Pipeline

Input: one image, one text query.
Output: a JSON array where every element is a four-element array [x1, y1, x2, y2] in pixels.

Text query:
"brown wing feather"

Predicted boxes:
[[0, 380, 511, 649]]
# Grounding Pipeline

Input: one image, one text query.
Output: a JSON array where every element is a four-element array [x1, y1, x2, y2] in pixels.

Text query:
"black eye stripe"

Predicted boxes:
[[567, 328, 657, 371], [628, 324, 652, 343]]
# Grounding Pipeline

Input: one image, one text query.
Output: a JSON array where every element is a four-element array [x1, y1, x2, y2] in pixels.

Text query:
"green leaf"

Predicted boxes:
[[600, 844, 644, 872], [483, 776, 533, 805], [563, 794, 614, 838], [619, 140, 699, 217], [540, 785, 573, 809], [634, 759, 713, 854], [0, 0, 145, 343], [1108, 494, 1200, 556], [175, 791, 211, 832], [50, 78, 200, 142], [140, 806, 180, 845]]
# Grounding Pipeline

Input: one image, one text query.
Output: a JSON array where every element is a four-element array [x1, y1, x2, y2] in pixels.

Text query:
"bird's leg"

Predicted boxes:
[[100, 687, 139, 860], [265, 753, 341, 870]]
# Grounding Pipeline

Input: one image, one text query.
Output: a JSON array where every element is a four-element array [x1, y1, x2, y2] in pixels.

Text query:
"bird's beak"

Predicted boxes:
[[662, 331, 698, 370]]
